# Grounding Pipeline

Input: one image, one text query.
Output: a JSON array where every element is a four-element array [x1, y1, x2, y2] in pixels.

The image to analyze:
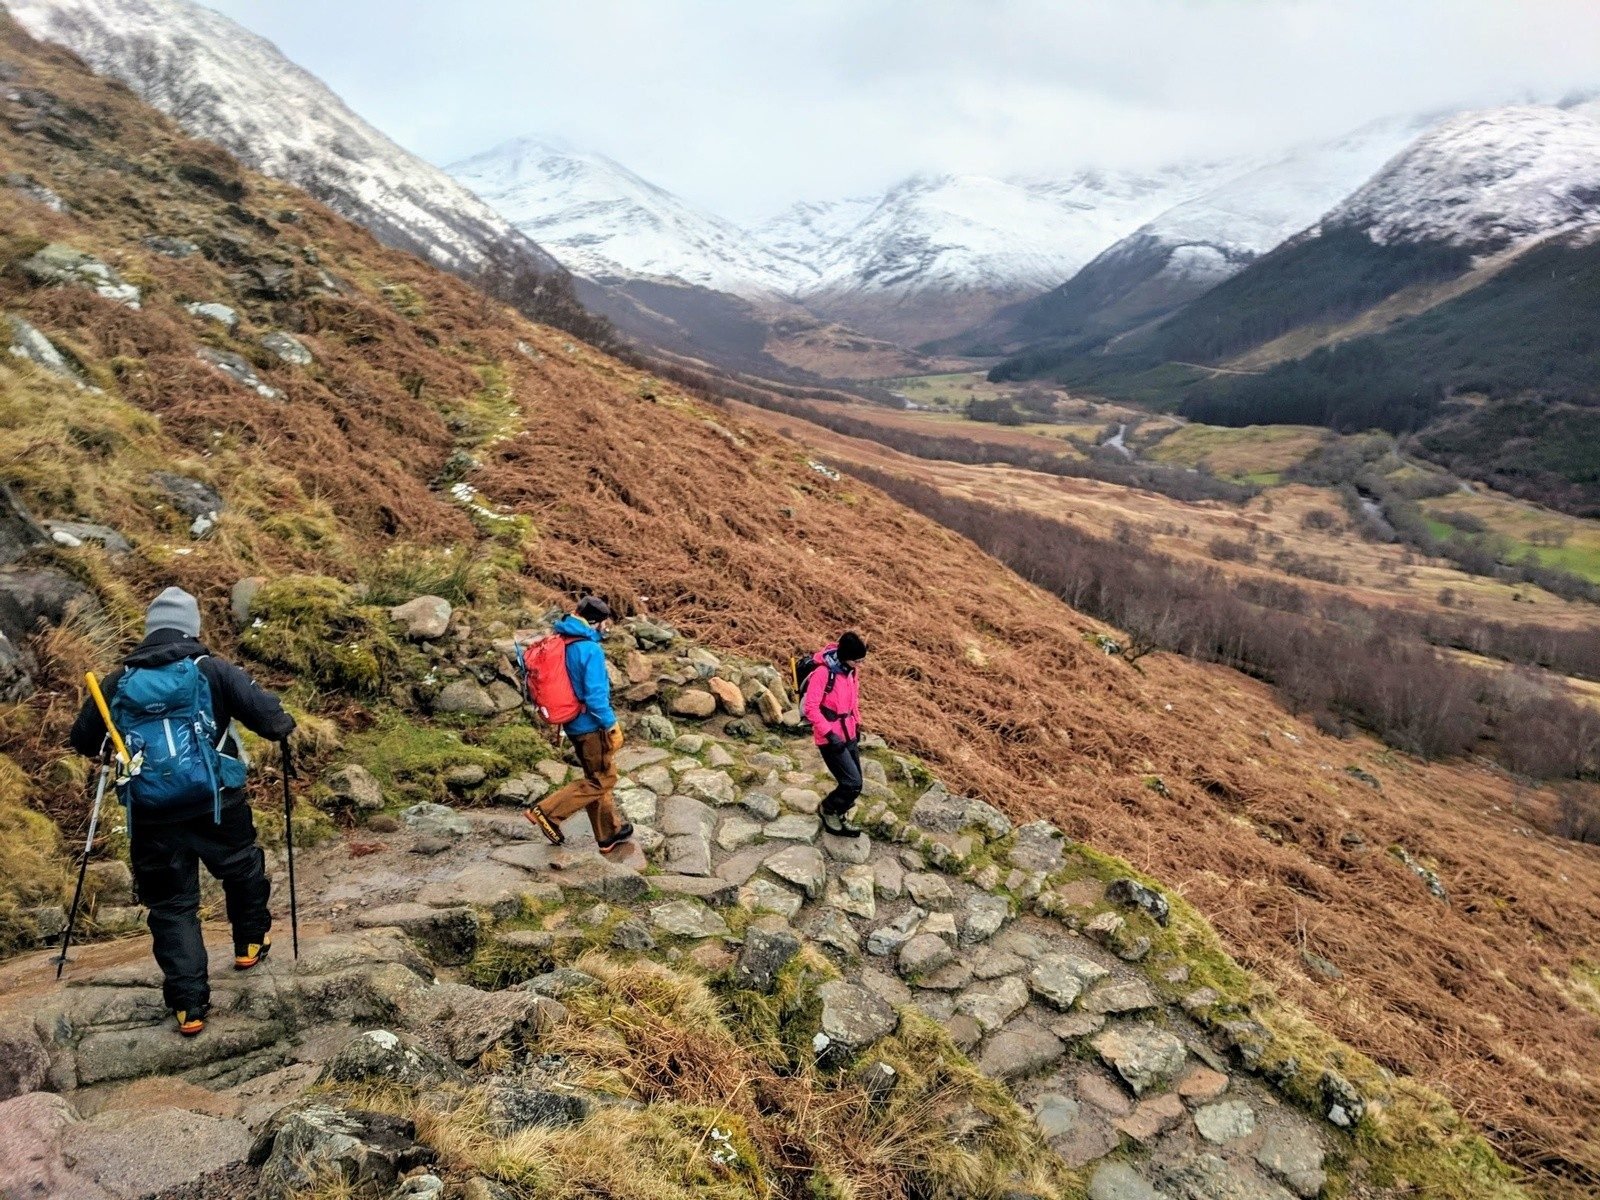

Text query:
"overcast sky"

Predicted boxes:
[[207, 0, 1600, 222]]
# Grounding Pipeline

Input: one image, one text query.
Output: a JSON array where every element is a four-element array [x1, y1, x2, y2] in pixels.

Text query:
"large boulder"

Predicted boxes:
[[484, 1081, 590, 1135], [389, 595, 453, 640], [21, 243, 140, 307], [148, 472, 223, 521], [252, 1102, 430, 1200], [0, 1020, 49, 1100], [0, 1092, 113, 1200], [732, 920, 801, 992], [326, 764, 386, 811], [396, 983, 565, 1064], [316, 1030, 462, 1089], [0, 483, 47, 567], [58, 1105, 253, 1200], [196, 347, 281, 400], [0, 567, 91, 644], [668, 689, 716, 718], [433, 679, 496, 716], [1105, 878, 1171, 926], [6, 315, 80, 382], [355, 903, 481, 965]]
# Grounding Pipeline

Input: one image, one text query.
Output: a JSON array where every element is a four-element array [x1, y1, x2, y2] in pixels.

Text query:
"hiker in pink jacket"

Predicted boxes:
[[801, 631, 868, 837]]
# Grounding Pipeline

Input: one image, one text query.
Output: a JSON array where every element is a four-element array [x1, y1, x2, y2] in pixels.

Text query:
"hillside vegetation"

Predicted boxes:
[[0, 15, 1596, 1197], [990, 227, 1600, 515]]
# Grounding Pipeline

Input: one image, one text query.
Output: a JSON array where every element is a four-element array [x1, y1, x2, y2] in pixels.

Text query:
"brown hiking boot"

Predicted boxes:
[[525, 804, 564, 846], [598, 823, 635, 854]]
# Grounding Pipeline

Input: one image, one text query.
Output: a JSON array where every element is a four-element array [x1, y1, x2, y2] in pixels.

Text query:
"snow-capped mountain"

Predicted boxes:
[[760, 168, 1241, 340], [1325, 105, 1600, 251], [449, 136, 815, 297], [956, 114, 1438, 352], [788, 169, 1234, 299], [7, 0, 563, 279]]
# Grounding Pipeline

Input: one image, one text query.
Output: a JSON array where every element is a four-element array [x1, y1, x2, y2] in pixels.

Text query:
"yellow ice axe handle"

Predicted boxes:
[[85, 671, 130, 766]]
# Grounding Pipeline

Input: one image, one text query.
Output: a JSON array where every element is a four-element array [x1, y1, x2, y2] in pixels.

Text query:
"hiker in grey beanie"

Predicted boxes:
[[145, 586, 203, 638], [69, 585, 296, 1038]]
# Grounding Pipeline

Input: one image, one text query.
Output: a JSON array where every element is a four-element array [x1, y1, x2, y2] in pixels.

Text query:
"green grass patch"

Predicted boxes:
[[240, 575, 410, 694], [345, 711, 511, 805]]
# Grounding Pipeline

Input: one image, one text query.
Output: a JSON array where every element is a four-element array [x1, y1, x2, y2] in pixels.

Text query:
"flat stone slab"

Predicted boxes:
[[415, 863, 527, 918], [678, 769, 737, 805], [1088, 1161, 1167, 1200], [650, 900, 729, 939], [953, 976, 1030, 1033], [976, 1019, 1064, 1080], [1091, 1023, 1188, 1096], [763, 844, 827, 899], [648, 875, 739, 906], [817, 981, 897, 1050], [739, 878, 803, 920], [1159, 1154, 1296, 1200], [60, 1104, 252, 1198], [1029, 952, 1110, 1010], [1254, 1125, 1328, 1199], [1083, 979, 1159, 1015], [1195, 1099, 1257, 1144], [615, 747, 669, 773], [764, 814, 820, 842], [898, 933, 953, 978]]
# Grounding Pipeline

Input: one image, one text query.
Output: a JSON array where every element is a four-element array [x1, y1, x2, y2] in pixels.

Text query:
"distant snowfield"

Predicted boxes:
[[1325, 105, 1600, 251]]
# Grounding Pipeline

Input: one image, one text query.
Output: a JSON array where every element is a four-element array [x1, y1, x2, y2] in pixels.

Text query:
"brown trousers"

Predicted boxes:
[[540, 728, 622, 843]]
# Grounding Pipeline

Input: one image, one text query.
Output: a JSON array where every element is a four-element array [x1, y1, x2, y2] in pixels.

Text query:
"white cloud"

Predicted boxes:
[[205, 0, 1600, 221]]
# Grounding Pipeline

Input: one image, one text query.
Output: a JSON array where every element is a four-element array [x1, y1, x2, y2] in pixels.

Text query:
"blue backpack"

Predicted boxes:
[[110, 659, 246, 824]]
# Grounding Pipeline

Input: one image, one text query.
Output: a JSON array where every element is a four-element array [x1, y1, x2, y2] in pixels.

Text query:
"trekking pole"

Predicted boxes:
[[56, 751, 111, 979], [84, 671, 130, 769], [280, 740, 299, 959]]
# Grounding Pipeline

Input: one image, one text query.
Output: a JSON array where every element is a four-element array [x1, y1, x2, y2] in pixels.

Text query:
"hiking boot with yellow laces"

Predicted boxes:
[[234, 934, 271, 970], [175, 1006, 207, 1036]]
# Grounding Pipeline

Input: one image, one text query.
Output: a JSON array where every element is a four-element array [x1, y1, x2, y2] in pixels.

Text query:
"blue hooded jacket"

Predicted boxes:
[[553, 614, 615, 736]]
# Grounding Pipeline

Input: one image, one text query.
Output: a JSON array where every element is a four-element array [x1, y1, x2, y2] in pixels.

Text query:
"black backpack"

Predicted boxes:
[[790, 648, 837, 715]]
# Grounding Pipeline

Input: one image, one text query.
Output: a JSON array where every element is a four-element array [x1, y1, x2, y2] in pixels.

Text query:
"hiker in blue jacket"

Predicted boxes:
[[525, 596, 633, 854], [68, 587, 295, 1037]]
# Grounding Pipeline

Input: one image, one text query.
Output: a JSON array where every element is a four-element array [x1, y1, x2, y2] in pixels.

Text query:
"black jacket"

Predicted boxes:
[[69, 630, 296, 762]]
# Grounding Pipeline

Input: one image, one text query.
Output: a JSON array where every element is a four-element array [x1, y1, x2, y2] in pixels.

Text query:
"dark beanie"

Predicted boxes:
[[576, 595, 612, 622], [838, 631, 867, 661]]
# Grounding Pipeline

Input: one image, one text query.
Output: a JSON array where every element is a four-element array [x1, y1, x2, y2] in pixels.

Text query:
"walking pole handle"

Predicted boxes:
[[84, 672, 130, 767]]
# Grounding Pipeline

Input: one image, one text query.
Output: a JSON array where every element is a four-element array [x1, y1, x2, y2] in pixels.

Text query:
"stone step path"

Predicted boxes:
[[0, 634, 1347, 1199]]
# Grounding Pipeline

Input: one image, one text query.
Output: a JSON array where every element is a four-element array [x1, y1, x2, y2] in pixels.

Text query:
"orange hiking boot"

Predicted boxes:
[[525, 804, 565, 846], [234, 935, 271, 970], [175, 1008, 207, 1037]]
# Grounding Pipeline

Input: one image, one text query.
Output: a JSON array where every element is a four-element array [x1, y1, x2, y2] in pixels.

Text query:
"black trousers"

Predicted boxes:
[[819, 740, 863, 817], [129, 796, 271, 1013]]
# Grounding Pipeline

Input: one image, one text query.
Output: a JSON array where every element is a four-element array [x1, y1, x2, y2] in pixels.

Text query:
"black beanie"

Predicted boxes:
[[838, 631, 867, 661], [576, 595, 612, 622]]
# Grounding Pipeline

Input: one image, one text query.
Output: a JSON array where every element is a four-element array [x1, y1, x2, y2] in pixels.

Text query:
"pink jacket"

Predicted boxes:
[[801, 645, 860, 746]]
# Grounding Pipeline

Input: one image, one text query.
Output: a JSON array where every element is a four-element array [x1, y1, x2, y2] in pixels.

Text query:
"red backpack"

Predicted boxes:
[[517, 635, 584, 726]]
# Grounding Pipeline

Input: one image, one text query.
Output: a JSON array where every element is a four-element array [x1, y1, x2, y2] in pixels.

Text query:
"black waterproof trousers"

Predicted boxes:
[[819, 739, 863, 817], [129, 795, 271, 1014]]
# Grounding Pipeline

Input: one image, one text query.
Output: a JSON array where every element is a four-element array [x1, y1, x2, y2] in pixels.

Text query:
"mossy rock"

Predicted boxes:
[[346, 712, 512, 805], [0, 755, 67, 956], [239, 574, 406, 694]]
